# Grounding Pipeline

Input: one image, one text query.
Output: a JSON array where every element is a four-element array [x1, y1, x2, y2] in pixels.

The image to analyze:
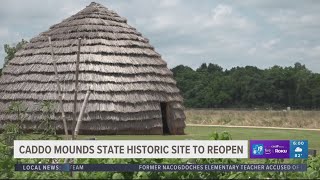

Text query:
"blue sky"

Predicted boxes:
[[0, 0, 319, 72]]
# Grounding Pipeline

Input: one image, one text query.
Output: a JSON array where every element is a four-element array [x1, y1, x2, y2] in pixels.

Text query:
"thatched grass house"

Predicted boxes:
[[0, 2, 185, 135]]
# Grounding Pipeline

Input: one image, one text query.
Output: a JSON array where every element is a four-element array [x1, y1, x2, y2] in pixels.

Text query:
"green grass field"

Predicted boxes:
[[77, 126, 320, 151], [185, 109, 320, 129]]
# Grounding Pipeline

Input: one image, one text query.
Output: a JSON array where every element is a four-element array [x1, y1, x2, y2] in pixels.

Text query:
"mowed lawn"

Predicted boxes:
[[78, 126, 320, 151]]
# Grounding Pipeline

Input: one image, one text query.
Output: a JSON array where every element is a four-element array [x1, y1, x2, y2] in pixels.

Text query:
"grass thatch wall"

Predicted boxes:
[[0, 2, 185, 135]]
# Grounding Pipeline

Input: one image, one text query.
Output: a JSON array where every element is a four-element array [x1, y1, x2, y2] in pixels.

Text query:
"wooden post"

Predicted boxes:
[[48, 37, 69, 137], [72, 38, 81, 140], [68, 89, 91, 173], [74, 89, 91, 139]]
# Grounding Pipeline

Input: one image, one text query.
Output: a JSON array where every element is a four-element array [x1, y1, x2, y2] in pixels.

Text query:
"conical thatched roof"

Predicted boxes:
[[0, 2, 185, 135]]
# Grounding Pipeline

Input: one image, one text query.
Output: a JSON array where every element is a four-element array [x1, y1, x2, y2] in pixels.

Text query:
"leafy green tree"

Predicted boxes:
[[3, 39, 28, 67], [309, 74, 320, 108], [207, 63, 223, 74], [172, 62, 319, 109], [196, 63, 208, 72]]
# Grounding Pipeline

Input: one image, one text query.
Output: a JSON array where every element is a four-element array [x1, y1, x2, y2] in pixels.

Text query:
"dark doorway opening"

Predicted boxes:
[[160, 102, 170, 135]]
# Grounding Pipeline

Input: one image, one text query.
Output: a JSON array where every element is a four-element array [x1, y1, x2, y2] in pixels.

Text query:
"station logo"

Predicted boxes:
[[251, 144, 264, 155]]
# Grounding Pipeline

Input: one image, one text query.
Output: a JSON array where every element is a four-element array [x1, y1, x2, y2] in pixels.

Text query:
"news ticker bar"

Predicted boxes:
[[15, 164, 307, 172], [14, 140, 308, 159]]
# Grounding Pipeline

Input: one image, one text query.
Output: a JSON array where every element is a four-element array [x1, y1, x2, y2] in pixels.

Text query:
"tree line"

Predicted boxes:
[[1, 39, 320, 109], [172, 63, 320, 109]]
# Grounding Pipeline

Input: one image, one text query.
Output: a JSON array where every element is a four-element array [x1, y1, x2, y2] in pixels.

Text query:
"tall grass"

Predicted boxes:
[[185, 109, 320, 128]]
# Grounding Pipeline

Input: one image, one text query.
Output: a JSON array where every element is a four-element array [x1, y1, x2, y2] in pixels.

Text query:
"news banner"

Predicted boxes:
[[14, 140, 308, 172]]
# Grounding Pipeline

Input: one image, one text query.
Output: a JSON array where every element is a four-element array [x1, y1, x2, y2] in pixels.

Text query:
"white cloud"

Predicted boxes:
[[303, 46, 320, 59], [0, 27, 8, 37], [159, 0, 181, 7], [174, 46, 208, 55], [136, 3, 256, 37], [248, 47, 257, 55], [268, 10, 320, 29], [202, 4, 256, 32], [210, 4, 233, 25], [148, 15, 176, 31], [262, 38, 280, 49], [295, 147, 303, 152], [255, 7, 320, 40], [0, 0, 319, 73]]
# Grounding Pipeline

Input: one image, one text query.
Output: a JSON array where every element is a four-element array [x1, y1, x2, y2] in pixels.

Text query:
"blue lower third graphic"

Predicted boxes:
[[290, 140, 308, 159]]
